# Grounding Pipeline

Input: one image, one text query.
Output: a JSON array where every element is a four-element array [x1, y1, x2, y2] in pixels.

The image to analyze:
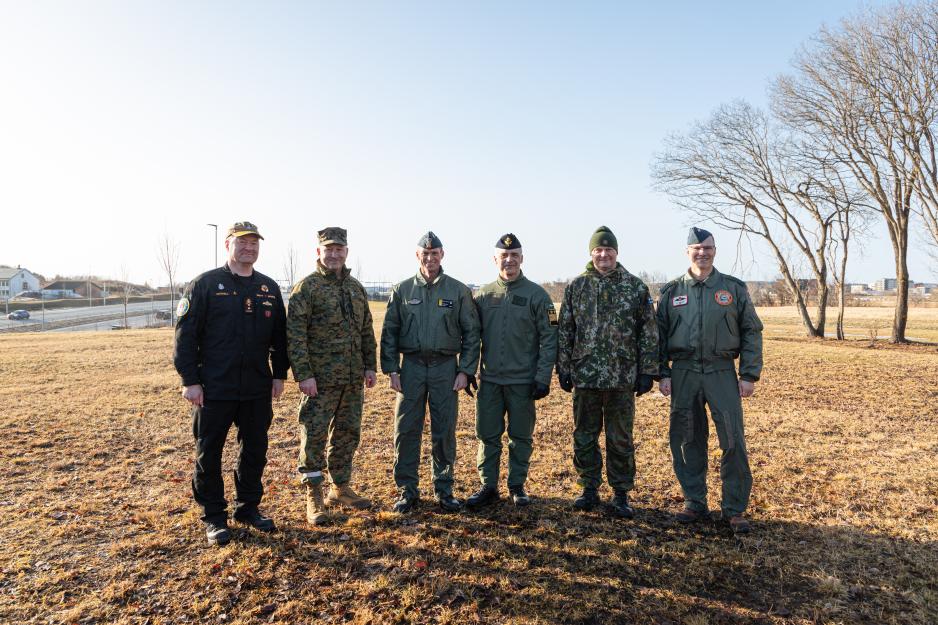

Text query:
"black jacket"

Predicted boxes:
[[173, 264, 289, 401]]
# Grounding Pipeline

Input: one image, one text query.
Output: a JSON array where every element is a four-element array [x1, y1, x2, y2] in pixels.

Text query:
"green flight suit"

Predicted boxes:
[[473, 273, 558, 488], [657, 268, 763, 517], [380, 269, 481, 498], [557, 262, 659, 492], [287, 263, 377, 486]]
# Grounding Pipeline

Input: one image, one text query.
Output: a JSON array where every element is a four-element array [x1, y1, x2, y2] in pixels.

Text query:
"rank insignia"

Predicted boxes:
[[503, 235, 513, 247], [438, 298, 454, 308], [714, 290, 733, 306], [672, 295, 688, 307]]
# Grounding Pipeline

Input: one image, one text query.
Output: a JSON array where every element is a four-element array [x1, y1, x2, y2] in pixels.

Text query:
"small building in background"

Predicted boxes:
[[0, 266, 41, 300], [42, 280, 106, 299]]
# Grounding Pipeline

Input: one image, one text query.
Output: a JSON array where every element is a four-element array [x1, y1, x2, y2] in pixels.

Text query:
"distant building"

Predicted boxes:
[[872, 278, 899, 291], [0, 266, 41, 300], [849, 283, 869, 294], [42, 280, 106, 299]]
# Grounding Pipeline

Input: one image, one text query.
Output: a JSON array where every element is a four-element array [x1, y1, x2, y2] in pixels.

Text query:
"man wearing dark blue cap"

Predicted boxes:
[[380, 231, 481, 513], [656, 227, 763, 533]]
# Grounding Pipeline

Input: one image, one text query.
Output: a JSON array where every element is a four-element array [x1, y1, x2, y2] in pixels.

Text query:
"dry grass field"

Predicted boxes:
[[0, 305, 935, 624]]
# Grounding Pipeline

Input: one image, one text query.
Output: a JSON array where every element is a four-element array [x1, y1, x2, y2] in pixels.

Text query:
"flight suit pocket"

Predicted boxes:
[[439, 311, 461, 352], [398, 315, 419, 352], [714, 313, 740, 358], [667, 315, 692, 357]]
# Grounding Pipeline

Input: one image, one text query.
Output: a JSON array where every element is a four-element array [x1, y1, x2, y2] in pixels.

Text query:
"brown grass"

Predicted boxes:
[[0, 306, 935, 624]]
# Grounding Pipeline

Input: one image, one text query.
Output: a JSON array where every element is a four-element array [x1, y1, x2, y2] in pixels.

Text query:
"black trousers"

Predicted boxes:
[[191, 398, 273, 523]]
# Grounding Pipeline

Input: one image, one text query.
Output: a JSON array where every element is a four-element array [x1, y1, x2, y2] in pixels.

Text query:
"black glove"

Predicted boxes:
[[558, 373, 573, 393], [464, 374, 478, 398], [634, 374, 654, 397], [530, 381, 550, 400]]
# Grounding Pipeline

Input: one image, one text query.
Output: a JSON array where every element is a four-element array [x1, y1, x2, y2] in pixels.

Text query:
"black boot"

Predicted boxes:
[[610, 491, 634, 519], [467, 485, 500, 508], [573, 487, 600, 511]]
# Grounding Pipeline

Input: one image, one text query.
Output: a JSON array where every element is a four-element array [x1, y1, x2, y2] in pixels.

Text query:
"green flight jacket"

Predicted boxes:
[[656, 267, 763, 381], [287, 263, 377, 387], [474, 273, 559, 386], [557, 262, 659, 389], [380, 268, 481, 376]]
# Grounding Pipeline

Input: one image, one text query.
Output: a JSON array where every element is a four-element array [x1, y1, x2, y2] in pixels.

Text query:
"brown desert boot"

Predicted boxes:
[[325, 483, 371, 510], [728, 515, 751, 534], [675, 507, 708, 523], [306, 482, 328, 526]]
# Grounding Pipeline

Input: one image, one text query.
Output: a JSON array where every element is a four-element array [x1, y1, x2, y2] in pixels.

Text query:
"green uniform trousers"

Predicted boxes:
[[573, 388, 635, 492], [668, 368, 752, 517], [474, 381, 536, 489], [393, 356, 458, 498], [297, 384, 363, 486]]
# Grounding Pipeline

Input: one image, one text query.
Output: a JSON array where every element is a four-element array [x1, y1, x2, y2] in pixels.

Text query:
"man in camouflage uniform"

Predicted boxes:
[[287, 227, 377, 526], [657, 227, 763, 533], [557, 226, 658, 518], [380, 231, 481, 513], [467, 233, 558, 508]]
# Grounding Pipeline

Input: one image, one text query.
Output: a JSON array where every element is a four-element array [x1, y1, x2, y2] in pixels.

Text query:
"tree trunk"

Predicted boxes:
[[836, 250, 847, 340], [892, 255, 909, 343]]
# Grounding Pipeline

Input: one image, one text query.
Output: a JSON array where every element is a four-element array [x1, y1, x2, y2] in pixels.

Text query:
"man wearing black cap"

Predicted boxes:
[[174, 221, 289, 545], [557, 226, 659, 518], [380, 231, 481, 513], [657, 227, 763, 533], [467, 234, 558, 508]]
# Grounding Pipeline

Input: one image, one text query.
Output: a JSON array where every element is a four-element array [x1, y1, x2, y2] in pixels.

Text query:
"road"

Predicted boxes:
[[1, 301, 173, 332]]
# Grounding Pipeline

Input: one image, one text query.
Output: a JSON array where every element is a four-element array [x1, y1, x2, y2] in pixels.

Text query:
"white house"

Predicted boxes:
[[0, 267, 41, 300]]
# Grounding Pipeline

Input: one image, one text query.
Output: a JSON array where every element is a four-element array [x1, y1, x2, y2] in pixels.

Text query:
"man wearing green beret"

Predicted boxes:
[[380, 231, 481, 513], [557, 226, 659, 518], [287, 227, 378, 526], [467, 233, 558, 508], [657, 227, 763, 534]]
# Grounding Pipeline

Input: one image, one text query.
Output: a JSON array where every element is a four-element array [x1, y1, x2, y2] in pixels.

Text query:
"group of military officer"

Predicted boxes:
[[173, 221, 763, 546]]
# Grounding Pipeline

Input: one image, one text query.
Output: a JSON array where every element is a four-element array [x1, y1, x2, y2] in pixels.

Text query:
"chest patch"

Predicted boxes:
[[261, 284, 269, 292], [407, 298, 422, 305], [437, 298, 454, 309], [261, 300, 273, 307], [244, 297, 254, 314], [672, 295, 688, 307], [511, 295, 527, 306], [715, 290, 734, 306]]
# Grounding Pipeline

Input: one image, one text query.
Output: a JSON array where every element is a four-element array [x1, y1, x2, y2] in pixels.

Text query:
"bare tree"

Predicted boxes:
[[118, 264, 133, 329], [282, 243, 299, 291], [652, 100, 855, 337], [772, 2, 938, 342], [157, 233, 181, 322]]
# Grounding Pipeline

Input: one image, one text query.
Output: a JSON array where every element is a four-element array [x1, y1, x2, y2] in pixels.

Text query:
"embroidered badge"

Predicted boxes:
[[244, 297, 254, 313], [438, 298, 454, 309], [176, 297, 190, 317], [407, 298, 422, 305], [265, 310, 272, 318], [715, 290, 734, 306], [672, 295, 688, 307], [547, 305, 559, 326], [261, 300, 273, 307], [261, 284, 269, 292], [217, 283, 225, 290]]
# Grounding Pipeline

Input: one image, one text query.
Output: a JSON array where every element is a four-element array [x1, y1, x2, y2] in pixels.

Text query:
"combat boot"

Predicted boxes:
[[466, 485, 499, 508], [305, 482, 328, 526], [325, 483, 371, 510], [573, 487, 600, 511], [609, 491, 634, 519]]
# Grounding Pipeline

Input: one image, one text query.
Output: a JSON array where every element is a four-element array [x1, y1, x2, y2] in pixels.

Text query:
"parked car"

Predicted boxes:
[[7, 310, 30, 320], [154, 310, 172, 320]]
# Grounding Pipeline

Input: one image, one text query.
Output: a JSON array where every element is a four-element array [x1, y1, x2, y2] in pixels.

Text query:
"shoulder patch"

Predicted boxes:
[[176, 297, 190, 317], [547, 304, 559, 326]]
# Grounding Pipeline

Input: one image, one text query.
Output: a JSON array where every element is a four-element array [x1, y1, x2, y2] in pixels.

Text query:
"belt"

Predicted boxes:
[[403, 353, 457, 367]]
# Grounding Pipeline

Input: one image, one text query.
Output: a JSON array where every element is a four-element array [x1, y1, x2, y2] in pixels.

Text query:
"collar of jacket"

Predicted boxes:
[[496, 271, 526, 289], [584, 261, 625, 281], [222, 263, 257, 283], [316, 261, 350, 282], [682, 267, 721, 288], [414, 267, 445, 287]]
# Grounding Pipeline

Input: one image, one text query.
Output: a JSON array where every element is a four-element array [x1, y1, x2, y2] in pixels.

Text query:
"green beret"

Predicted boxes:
[[589, 226, 617, 252]]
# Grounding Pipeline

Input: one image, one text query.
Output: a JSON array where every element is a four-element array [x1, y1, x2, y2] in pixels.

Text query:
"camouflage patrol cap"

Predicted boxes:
[[417, 231, 443, 249], [589, 226, 617, 252], [318, 226, 348, 246], [687, 227, 714, 245], [495, 233, 521, 250], [227, 221, 264, 239]]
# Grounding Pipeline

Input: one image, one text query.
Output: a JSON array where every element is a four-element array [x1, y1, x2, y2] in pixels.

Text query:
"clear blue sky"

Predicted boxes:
[[2, 0, 928, 288]]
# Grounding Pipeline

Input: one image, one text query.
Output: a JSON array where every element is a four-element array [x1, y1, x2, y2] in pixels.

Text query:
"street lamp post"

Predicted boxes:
[[207, 223, 218, 267]]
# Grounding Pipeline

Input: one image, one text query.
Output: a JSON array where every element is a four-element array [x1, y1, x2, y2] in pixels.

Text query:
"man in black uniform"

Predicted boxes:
[[174, 221, 289, 545]]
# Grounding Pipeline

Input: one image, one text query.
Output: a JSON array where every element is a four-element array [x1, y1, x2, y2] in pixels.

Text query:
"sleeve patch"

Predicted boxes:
[[547, 305, 559, 326], [176, 297, 190, 317]]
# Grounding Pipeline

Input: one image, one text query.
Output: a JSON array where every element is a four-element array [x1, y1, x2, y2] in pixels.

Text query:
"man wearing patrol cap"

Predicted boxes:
[[556, 226, 658, 518], [287, 227, 378, 526], [380, 231, 481, 513], [174, 221, 288, 545], [657, 227, 763, 533], [467, 233, 558, 508]]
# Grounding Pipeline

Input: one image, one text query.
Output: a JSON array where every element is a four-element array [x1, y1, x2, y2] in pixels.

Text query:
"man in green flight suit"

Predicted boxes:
[[467, 233, 558, 508], [557, 226, 659, 518], [380, 231, 481, 513], [657, 227, 763, 534], [287, 227, 378, 526]]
